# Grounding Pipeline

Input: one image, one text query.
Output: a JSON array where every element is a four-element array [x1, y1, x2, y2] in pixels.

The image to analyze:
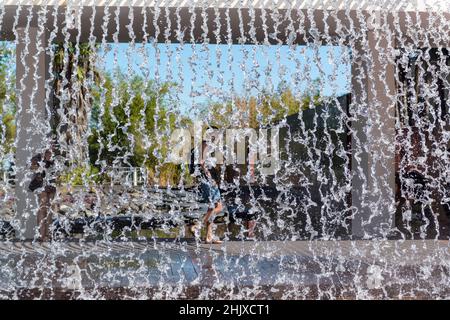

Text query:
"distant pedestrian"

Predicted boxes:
[[190, 140, 223, 244], [29, 148, 57, 241]]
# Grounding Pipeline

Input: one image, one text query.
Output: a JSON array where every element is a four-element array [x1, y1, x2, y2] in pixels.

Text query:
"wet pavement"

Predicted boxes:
[[0, 240, 448, 299]]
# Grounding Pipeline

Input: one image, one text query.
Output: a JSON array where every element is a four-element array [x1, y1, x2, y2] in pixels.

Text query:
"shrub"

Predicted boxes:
[[59, 165, 102, 186]]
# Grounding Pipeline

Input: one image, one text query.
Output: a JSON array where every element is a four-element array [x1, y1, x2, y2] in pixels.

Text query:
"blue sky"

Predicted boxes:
[[97, 43, 351, 116], [2, 41, 351, 117]]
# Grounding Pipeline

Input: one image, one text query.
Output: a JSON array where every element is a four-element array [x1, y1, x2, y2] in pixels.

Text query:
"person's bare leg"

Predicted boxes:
[[192, 200, 224, 241], [43, 193, 52, 241], [203, 202, 222, 225], [46, 191, 55, 241], [203, 204, 217, 242], [214, 202, 223, 215], [203, 208, 214, 225], [43, 208, 50, 242], [203, 208, 214, 242], [205, 220, 214, 243], [247, 220, 256, 239], [205, 202, 223, 243], [37, 193, 48, 241]]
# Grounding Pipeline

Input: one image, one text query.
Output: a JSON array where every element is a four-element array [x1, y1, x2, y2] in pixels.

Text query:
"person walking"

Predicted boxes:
[[29, 148, 57, 241], [190, 140, 223, 244]]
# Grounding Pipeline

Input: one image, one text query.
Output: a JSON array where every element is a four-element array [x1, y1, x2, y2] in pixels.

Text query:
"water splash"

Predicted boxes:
[[0, 0, 449, 299]]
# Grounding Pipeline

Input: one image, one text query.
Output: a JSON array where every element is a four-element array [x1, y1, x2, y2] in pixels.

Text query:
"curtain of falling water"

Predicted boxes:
[[0, 0, 449, 299]]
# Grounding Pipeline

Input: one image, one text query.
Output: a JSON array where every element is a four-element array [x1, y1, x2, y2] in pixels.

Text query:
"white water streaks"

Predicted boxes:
[[0, 1, 449, 299]]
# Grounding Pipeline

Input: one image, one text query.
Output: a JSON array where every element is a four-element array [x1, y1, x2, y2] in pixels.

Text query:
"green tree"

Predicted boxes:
[[88, 70, 188, 186], [202, 82, 322, 129], [0, 43, 16, 157]]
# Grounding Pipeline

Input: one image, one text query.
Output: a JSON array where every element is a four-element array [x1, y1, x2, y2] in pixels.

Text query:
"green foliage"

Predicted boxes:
[[59, 164, 101, 186], [0, 40, 328, 188], [0, 43, 16, 155], [1, 113, 16, 147], [88, 70, 190, 186], [87, 74, 324, 186], [201, 81, 322, 129]]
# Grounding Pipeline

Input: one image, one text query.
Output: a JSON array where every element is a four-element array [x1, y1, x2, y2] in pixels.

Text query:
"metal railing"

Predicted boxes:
[[107, 167, 148, 187], [0, 167, 148, 187], [0, 170, 15, 186]]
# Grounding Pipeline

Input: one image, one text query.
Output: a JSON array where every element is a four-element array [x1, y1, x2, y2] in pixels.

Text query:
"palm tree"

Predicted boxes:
[[0, 44, 16, 164], [51, 42, 100, 164]]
